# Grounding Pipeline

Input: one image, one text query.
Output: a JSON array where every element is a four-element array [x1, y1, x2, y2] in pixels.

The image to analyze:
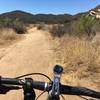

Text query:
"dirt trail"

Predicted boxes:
[[0, 28, 54, 76], [0, 27, 97, 100], [0, 27, 54, 100]]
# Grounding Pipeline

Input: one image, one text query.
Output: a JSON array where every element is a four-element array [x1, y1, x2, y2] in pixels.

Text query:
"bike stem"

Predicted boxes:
[[47, 65, 63, 100]]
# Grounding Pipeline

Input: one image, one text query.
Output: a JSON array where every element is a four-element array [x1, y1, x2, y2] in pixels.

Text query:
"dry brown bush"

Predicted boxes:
[[0, 28, 19, 45], [53, 34, 100, 88]]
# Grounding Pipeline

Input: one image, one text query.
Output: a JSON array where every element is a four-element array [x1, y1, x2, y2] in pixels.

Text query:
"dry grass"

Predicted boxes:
[[0, 28, 20, 45], [52, 33, 100, 89]]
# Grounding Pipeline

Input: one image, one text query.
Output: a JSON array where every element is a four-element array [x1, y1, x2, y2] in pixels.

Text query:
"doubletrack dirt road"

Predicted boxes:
[[0, 28, 54, 100], [0, 27, 98, 100]]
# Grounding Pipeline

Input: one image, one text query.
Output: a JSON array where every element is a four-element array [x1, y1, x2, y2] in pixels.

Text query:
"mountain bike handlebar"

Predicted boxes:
[[0, 76, 100, 99], [0, 65, 100, 100]]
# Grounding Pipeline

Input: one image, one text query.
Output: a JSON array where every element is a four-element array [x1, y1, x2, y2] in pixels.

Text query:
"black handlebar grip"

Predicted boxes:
[[60, 85, 100, 99], [0, 78, 23, 85], [53, 65, 63, 74]]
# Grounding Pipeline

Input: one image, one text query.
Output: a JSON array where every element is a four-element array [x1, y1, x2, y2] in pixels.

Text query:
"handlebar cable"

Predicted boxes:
[[78, 96, 95, 100], [15, 73, 52, 82], [61, 94, 65, 100], [35, 91, 46, 100]]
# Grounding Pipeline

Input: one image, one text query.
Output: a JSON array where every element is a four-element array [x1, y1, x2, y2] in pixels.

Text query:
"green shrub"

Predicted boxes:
[[0, 18, 26, 34], [71, 15, 99, 38], [0, 18, 12, 28], [12, 19, 26, 34]]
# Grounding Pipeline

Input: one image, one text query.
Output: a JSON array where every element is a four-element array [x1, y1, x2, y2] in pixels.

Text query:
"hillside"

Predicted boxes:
[[0, 5, 99, 24], [0, 11, 35, 24], [0, 10, 72, 24]]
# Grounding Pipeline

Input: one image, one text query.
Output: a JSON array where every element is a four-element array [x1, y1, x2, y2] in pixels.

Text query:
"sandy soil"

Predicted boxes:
[[0, 27, 54, 100], [0, 27, 99, 100]]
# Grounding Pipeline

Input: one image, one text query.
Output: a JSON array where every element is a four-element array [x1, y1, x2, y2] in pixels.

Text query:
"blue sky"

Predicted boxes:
[[0, 0, 100, 15]]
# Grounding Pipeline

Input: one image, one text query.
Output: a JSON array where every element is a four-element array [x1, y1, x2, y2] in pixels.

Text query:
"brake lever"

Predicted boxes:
[[0, 85, 21, 94]]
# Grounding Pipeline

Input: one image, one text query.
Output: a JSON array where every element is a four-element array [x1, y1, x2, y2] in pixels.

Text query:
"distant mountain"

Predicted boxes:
[[0, 5, 99, 24], [0, 10, 72, 24], [0, 10, 36, 23]]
